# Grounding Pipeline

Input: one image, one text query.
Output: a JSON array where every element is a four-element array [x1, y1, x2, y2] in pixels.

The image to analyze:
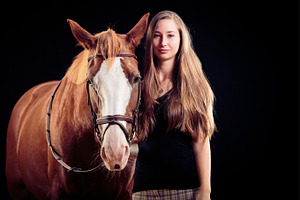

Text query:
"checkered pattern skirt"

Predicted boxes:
[[132, 188, 200, 200]]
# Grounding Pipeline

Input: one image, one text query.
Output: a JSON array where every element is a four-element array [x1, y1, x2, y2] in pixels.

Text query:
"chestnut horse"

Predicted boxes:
[[6, 13, 149, 199]]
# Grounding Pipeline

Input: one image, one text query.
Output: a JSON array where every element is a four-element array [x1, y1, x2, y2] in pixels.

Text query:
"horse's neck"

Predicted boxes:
[[51, 78, 99, 167], [53, 78, 94, 134]]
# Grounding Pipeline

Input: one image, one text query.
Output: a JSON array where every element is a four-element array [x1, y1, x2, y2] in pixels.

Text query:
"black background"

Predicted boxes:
[[1, 1, 298, 199]]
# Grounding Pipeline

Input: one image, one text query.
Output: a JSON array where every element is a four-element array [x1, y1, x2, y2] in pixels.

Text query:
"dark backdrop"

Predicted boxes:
[[1, 1, 298, 199]]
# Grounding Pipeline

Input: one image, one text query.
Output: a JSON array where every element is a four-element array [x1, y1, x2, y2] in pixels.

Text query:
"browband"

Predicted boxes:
[[88, 52, 137, 62]]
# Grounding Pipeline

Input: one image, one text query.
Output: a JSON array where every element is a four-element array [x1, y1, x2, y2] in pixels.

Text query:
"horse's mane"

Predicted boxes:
[[65, 29, 121, 84]]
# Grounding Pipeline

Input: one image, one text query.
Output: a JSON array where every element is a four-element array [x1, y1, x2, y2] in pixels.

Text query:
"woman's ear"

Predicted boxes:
[[67, 19, 95, 49]]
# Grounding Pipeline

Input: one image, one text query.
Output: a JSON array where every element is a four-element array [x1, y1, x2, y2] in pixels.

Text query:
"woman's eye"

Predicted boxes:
[[154, 34, 160, 38], [168, 34, 175, 37]]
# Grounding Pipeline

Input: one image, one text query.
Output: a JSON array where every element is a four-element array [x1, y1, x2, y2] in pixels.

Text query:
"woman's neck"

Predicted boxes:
[[157, 58, 175, 81], [157, 58, 175, 96]]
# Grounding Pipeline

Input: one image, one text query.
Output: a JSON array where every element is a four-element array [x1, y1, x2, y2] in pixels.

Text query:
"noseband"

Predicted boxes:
[[86, 52, 141, 146], [46, 52, 141, 173]]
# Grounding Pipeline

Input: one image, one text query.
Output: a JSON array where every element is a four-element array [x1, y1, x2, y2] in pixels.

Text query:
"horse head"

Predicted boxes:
[[67, 13, 149, 171]]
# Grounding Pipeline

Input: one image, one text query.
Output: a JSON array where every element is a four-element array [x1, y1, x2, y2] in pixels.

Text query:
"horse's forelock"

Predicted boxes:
[[95, 29, 122, 70]]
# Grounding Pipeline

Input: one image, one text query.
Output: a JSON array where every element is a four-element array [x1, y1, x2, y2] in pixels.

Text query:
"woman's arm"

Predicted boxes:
[[193, 136, 211, 200]]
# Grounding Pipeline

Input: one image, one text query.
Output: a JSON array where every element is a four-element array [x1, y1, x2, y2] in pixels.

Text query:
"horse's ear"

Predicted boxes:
[[67, 19, 95, 49], [127, 13, 150, 48]]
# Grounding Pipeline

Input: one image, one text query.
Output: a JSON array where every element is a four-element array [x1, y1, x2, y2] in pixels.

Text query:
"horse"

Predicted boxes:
[[6, 13, 149, 199]]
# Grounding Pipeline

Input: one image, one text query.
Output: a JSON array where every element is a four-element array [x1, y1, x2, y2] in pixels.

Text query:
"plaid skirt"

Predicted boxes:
[[132, 188, 200, 200]]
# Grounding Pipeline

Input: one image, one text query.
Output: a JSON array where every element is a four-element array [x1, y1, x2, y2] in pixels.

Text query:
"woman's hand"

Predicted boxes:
[[196, 189, 211, 200]]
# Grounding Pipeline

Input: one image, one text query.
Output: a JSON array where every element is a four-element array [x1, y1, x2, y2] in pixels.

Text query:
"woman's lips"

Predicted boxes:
[[159, 49, 169, 54]]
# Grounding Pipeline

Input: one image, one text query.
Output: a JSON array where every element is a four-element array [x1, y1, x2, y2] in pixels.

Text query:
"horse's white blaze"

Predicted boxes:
[[93, 57, 132, 136]]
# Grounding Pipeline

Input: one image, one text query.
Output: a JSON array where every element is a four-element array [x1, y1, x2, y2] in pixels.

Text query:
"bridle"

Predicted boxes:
[[87, 52, 137, 62], [46, 52, 141, 173], [86, 52, 141, 146]]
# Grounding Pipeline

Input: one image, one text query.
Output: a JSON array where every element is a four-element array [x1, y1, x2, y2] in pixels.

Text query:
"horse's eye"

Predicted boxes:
[[133, 75, 140, 84]]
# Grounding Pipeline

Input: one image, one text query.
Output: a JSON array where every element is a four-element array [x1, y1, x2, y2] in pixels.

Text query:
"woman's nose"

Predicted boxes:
[[161, 36, 167, 46]]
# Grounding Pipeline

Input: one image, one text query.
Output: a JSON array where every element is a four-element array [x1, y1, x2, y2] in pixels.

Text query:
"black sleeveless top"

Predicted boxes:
[[133, 90, 200, 192]]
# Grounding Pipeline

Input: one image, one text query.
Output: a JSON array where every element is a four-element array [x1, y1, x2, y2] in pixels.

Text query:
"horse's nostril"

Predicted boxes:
[[114, 164, 120, 169]]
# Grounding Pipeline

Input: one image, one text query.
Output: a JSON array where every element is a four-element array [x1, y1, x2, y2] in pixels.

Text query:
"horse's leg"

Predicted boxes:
[[6, 179, 36, 200], [50, 176, 71, 200]]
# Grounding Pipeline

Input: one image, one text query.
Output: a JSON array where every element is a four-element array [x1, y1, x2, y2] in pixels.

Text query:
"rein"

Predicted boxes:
[[46, 52, 141, 173], [46, 80, 101, 173]]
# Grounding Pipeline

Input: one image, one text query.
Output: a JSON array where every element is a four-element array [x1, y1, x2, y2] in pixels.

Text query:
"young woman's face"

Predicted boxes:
[[152, 19, 181, 63]]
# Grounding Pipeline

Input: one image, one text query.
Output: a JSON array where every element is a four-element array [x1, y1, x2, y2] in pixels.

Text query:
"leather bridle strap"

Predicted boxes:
[[88, 52, 137, 62], [96, 115, 135, 145], [46, 80, 102, 173]]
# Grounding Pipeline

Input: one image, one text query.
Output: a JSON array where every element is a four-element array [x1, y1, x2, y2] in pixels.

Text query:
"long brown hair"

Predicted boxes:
[[139, 10, 215, 141]]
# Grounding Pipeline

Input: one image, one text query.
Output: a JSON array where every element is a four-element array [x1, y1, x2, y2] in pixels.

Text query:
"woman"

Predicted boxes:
[[133, 11, 215, 200]]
